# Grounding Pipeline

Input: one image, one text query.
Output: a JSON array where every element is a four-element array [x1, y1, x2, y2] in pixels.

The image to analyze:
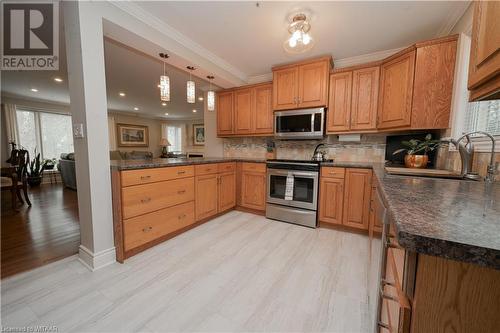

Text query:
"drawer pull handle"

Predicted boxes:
[[177, 190, 186, 194], [381, 279, 395, 287], [140, 175, 151, 180], [377, 321, 390, 330], [142, 226, 153, 232], [178, 214, 186, 219], [141, 197, 151, 204], [380, 289, 399, 303], [178, 171, 186, 175]]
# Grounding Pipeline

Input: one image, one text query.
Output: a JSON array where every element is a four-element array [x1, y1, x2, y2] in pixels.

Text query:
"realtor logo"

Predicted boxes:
[[1, 1, 59, 70]]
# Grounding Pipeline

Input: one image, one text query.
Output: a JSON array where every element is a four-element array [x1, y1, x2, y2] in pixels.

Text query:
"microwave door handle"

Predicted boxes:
[[311, 114, 315, 133]]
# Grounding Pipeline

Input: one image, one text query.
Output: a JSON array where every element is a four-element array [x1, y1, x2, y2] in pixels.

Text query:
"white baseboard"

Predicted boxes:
[[78, 245, 116, 271]]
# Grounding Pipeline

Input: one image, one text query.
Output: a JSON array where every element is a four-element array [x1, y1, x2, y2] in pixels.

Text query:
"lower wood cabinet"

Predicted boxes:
[[319, 167, 372, 231], [369, 179, 384, 235], [239, 162, 266, 211], [195, 163, 236, 221]]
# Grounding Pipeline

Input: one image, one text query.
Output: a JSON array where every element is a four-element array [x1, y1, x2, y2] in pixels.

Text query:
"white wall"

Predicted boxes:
[[203, 92, 223, 157]]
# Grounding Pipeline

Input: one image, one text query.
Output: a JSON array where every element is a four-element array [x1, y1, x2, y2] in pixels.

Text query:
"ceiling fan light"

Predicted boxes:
[[160, 75, 170, 102], [187, 80, 195, 104], [207, 90, 215, 111]]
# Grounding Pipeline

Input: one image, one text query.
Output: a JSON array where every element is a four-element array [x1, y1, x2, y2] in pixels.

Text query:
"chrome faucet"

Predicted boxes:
[[448, 131, 498, 182]]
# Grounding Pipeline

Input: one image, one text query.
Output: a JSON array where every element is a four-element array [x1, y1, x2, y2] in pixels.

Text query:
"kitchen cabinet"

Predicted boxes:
[[217, 83, 273, 137], [378, 49, 416, 130], [239, 162, 266, 211], [273, 57, 331, 110], [319, 175, 344, 226], [468, 1, 500, 101], [411, 37, 457, 129], [217, 91, 234, 136], [195, 163, 236, 221], [369, 182, 384, 235], [342, 168, 372, 230], [327, 65, 379, 133]]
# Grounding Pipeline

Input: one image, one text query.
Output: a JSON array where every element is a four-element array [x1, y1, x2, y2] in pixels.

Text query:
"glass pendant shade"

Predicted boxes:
[[207, 90, 215, 111], [160, 75, 170, 102], [187, 80, 195, 104]]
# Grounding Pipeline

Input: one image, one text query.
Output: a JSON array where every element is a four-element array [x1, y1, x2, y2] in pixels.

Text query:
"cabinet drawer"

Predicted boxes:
[[218, 162, 236, 174], [121, 166, 194, 187], [241, 162, 266, 173], [123, 201, 195, 251], [122, 177, 194, 219], [321, 167, 345, 179], [195, 164, 219, 176]]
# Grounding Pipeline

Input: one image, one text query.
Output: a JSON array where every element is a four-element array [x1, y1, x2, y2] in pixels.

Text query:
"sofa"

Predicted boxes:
[[110, 150, 153, 160], [59, 153, 77, 190]]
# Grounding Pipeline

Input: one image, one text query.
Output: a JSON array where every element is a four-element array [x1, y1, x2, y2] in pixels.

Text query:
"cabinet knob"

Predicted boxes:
[[140, 175, 151, 180], [142, 226, 153, 232], [140, 197, 151, 204], [177, 189, 186, 194], [178, 171, 186, 175], [178, 214, 186, 219]]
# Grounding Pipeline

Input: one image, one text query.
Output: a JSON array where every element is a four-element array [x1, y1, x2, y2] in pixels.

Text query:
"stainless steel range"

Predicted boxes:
[[266, 159, 320, 228]]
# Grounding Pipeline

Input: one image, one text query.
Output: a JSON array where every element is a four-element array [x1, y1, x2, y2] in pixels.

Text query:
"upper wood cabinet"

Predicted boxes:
[[342, 168, 372, 230], [327, 66, 379, 133], [216, 83, 273, 137], [411, 37, 457, 129], [217, 91, 234, 136], [327, 72, 352, 132], [378, 49, 416, 130], [234, 88, 253, 135], [468, 1, 500, 101], [273, 57, 332, 110], [253, 84, 274, 134]]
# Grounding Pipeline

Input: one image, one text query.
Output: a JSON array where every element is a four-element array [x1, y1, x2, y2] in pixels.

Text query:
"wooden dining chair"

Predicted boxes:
[[1, 150, 31, 210]]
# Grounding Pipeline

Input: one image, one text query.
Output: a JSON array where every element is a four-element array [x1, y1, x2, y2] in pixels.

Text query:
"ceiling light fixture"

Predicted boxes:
[[198, 97, 204, 101], [54, 77, 63, 83], [159, 53, 170, 102], [164, 112, 169, 116], [284, 13, 314, 54], [30, 88, 38, 92], [119, 92, 126, 97], [134, 107, 139, 111], [206, 75, 215, 112], [161, 102, 167, 106], [186, 66, 196, 104], [192, 109, 197, 113]]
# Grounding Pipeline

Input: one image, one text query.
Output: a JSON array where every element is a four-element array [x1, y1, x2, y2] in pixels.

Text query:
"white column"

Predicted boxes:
[[63, 2, 115, 270], [203, 92, 224, 157]]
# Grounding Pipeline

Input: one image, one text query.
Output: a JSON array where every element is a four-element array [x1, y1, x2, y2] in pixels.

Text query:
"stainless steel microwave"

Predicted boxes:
[[274, 108, 325, 140]]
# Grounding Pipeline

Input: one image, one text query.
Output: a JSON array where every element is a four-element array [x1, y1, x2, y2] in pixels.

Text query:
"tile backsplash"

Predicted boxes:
[[223, 135, 387, 162]]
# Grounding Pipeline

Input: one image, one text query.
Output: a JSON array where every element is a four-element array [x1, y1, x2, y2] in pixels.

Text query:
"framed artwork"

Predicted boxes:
[[116, 123, 149, 147], [193, 124, 205, 145]]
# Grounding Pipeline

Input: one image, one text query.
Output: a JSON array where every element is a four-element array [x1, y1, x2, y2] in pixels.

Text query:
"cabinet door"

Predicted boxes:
[[241, 171, 266, 211], [351, 66, 379, 131], [378, 50, 415, 130], [217, 91, 234, 136], [195, 174, 218, 221], [369, 186, 383, 235], [319, 177, 344, 225], [273, 67, 299, 110], [468, 1, 500, 100], [298, 60, 329, 108], [254, 84, 273, 134], [327, 72, 352, 133], [412, 39, 457, 129], [343, 168, 372, 230], [234, 88, 254, 135], [218, 172, 236, 212]]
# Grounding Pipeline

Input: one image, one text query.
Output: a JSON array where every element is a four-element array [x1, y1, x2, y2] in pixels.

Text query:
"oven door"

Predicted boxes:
[[274, 108, 325, 139], [267, 169, 318, 210]]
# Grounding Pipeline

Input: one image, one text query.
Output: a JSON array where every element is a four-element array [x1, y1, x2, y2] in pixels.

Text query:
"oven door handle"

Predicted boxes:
[[268, 170, 318, 178]]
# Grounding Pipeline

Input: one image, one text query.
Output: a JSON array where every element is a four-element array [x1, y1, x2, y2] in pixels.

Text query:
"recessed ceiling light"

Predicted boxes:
[[198, 96, 204, 101], [164, 112, 169, 116], [54, 77, 63, 83], [161, 102, 167, 106], [192, 109, 197, 113], [119, 92, 126, 97], [30, 88, 38, 92], [134, 107, 139, 111], [157, 84, 161, 88]]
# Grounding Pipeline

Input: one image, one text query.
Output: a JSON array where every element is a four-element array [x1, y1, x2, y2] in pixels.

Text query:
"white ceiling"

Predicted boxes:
[[133, 1, 470, 78]]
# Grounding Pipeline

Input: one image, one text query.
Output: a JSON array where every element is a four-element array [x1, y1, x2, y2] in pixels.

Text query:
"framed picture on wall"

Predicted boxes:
[[193, 124, 205, 146], [117, 123, 149, 147]]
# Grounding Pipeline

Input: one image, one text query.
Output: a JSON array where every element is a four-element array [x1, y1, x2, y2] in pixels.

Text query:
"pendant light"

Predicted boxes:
[[159, 53, 170, 102], [283, 13, 314, 54], [186, 66, 196, 104], [207, 75, 215, 111]]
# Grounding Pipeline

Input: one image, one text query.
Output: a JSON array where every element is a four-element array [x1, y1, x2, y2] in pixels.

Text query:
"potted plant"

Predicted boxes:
[[43, 158, 57, 170], [393, 134, 442, 169], [27, 151, 47, 187]]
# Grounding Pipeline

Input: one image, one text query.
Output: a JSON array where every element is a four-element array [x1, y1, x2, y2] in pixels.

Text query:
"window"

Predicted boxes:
[[16, 109, 74, 160], [166, 126, 182, 152], [450, 34, 500, 152]]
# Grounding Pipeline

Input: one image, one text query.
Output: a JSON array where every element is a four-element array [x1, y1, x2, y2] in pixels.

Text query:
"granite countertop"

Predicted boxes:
[[371, 164, 500, 270], [110, 157, 500, 269], [110, 157, 267, 170]]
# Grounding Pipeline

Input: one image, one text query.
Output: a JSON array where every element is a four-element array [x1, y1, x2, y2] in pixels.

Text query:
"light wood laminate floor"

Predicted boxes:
[[1, 211, 379, 332]]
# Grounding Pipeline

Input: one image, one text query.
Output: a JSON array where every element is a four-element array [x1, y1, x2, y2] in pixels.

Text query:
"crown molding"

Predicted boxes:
[[247, 73, 273, 85], [334, 48, 403, 69], [107, 1, 248, 83], [435, 1, 471, 37]]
